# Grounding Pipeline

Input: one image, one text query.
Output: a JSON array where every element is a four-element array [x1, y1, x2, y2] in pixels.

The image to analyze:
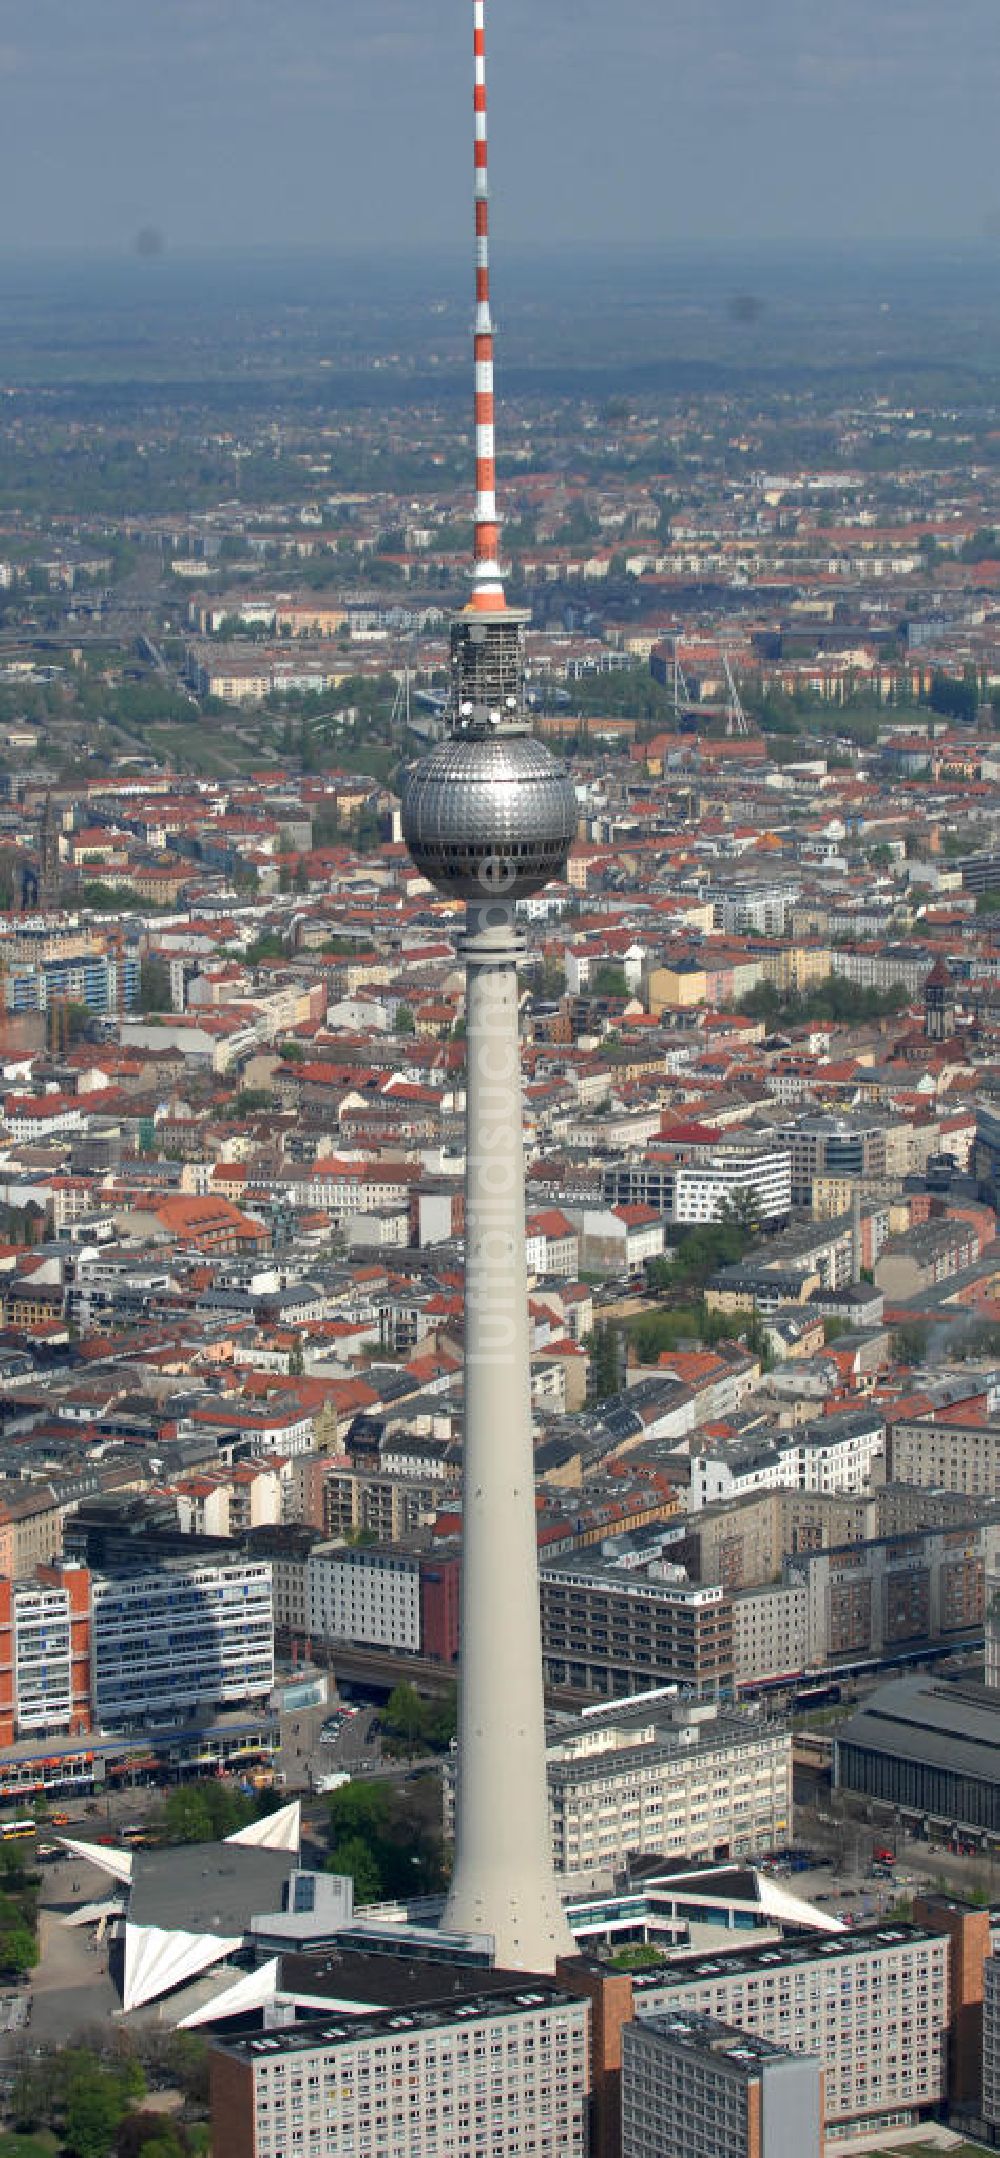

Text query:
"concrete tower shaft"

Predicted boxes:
[[441, 902, 575, 1967]]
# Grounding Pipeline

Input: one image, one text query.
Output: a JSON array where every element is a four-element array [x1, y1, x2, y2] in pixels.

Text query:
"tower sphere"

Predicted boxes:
[[401, 731, 576, 902]]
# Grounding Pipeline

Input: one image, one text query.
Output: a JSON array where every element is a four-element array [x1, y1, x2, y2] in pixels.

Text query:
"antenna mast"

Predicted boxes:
[[470, 0, 504, 613]]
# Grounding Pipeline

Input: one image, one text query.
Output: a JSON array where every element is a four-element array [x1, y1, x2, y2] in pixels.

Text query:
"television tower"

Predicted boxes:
[[401, 0, 576, 1971]]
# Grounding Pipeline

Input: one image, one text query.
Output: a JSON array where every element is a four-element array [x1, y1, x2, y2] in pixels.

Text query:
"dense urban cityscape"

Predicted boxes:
[[4, 2, 1000, 2155]]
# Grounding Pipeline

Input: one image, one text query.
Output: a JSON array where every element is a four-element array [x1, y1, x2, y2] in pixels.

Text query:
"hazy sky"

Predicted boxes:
[[2, 0, 999, 255]]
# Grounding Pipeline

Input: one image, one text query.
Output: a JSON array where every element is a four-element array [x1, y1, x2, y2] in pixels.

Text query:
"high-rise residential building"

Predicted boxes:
[[209, 1982, 590, 2158], [399, 0, 577, 1973], [621, 2010, 823, 2158], [982, 1953, 1000, 2129], [627, 1924, 950, 2134], [0, 1563, 91, 1744]]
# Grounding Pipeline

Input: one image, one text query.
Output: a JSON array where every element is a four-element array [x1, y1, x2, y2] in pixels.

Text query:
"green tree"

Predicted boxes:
[[163, 2033, 210, 2107], [66, 2084, 125, 2158], [162, 1788, 214, 1844], [384, 1683, 427, 1751], [717, 1188, 764, 1237], [588, 1319, 623, 1402], [0, 1925, 38, 1974], [324, 1778, 447, 1902], [424, 1683, 458, 1752], [535, 956, 566, 1000], [326, 1835, 383, 1904], [891, 1320, 930, 1365], [926, 670, 977, 724], [139, 956, 172, 1014], [327, 1781, 394, 1843], [393, 1004, 416, 1036], [60, 2059, 144, 2158]]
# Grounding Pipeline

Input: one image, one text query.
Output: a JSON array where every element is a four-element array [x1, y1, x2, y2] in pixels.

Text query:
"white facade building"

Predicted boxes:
[[689, 1413, 886, 1512], [308, 1541, 421, 1652], [541, 1700, 791, 1876], [12, 1580, 75, 1735]]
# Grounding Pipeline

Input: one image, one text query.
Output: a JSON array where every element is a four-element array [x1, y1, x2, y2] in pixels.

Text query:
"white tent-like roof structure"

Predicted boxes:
[[123, 1922, 243, 2014], [178, 1956, 280, 2029], [61, 1899, 122, 1929], [754, 1872, 846, 1935], [225, 1799, 301, 1854], [58, 1836, 134, 1886]]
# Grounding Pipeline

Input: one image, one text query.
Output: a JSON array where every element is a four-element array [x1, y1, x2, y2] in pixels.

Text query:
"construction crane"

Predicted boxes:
[[671, 638, 751, 738], [721, 646, 751, 737], [390, 666, 412, 736]]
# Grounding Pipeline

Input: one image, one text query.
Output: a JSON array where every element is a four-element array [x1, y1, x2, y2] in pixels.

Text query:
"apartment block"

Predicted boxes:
[[889, 1416, 1000, 1500], [630, 1924, 950, 2133], [732, 1582, 811, 1688], [731, 1520, 1000, 1686], [688, 1409, 885, 1512], [981, 1953, 1000, 2130], [0, 1562, 92, 1744], [875, 1219, 980, 1299], [676, 1489, 877, 1593], [789, 1523, 996, 1668], [621, 2010, 823, 2158], [210, 1983, 590, 2158]]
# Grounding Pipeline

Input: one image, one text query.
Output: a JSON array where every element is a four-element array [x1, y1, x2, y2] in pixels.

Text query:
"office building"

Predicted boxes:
[[539, 1557, 733, 1699], [543, 1699, 791, 1876], [91, 1557, 273, 1730], [442, 1698, 791, 1879], [602, 1143, 791, 1228]]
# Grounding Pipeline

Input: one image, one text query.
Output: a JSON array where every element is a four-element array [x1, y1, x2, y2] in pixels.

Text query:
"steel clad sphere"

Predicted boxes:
[[401, 733, 577, 900]]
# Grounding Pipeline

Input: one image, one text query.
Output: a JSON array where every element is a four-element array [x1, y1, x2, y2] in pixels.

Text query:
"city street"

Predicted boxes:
[[275, 1699, 383, 1793]]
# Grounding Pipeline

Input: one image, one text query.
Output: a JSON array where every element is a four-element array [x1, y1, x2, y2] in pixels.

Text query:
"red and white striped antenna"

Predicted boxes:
[[469, 0, 505, 613]]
